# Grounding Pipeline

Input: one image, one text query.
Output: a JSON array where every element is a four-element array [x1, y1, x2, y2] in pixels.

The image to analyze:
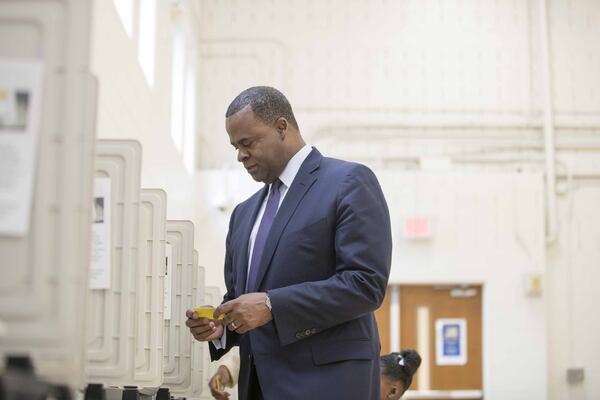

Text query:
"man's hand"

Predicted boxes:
[[214, 293, 272, 334], [185, 308, 225, 342], [209, 365, 233, 399]]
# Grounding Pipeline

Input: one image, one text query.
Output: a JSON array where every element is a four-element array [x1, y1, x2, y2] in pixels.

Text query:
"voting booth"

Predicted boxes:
[[136, 189, 168, 386], [164, 220, 208, 397], [86, 140, 143, 385], [0, 0, 97, 390], [202, 286, 224, 398], [191, 252, 212, 397]]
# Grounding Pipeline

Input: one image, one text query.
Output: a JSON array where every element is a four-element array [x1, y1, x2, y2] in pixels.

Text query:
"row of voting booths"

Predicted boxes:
[[86, 140, 221, 400], [0, 1, 221, 399]]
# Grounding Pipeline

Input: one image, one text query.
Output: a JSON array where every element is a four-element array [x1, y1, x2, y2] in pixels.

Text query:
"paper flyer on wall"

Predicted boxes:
[[435, 318, 467, 365], [0, 59, 44, 236], [90, 177, 111, 289], [164, 242, 173, 320]]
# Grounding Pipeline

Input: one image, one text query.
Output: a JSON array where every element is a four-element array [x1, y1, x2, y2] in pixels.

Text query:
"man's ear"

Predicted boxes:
[[275, 117, 288, 138]]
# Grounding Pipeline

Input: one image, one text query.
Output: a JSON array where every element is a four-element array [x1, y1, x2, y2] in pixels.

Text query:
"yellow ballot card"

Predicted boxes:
[[193, 306, 224, 320]]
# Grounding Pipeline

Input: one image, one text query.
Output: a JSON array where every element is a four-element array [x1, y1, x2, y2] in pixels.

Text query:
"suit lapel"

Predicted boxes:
[[235, 185, 268, 296], [253, 149, 322, 291]]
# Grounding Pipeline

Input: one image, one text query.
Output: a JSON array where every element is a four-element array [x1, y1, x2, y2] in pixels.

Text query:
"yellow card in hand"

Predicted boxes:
[[192, 307, 224, 320]]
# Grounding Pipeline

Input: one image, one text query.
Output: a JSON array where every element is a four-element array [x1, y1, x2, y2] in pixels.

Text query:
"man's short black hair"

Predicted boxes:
[[225, 86, 299, 130]]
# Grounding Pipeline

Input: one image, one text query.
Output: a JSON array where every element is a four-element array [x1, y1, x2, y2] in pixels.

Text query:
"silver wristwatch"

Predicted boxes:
[[265, 293, 272, 311]]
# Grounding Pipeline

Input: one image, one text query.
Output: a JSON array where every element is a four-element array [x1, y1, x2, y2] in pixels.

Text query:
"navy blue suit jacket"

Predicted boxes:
[[210, 148, 392, 400]]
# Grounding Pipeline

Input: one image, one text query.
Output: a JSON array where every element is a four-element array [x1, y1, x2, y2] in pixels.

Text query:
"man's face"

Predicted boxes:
[[226, 105, 287, 184]]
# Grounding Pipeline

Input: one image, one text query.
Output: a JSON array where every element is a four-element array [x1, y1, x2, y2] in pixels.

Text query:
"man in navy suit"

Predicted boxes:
[[186, 86, 392, 400]]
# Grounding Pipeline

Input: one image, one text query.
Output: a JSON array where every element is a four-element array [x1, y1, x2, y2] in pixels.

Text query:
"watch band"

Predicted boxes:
[[265, 294, 272, 311]]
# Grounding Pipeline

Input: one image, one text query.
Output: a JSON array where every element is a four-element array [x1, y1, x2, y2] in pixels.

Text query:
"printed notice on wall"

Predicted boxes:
[[164, 242, 173, 320], [90, 177, 111, 289], [435, 318, 467, 365], [0, 60, 44, 236]]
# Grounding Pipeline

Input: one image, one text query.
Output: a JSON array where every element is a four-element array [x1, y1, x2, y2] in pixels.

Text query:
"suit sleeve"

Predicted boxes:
[[267, 164, 392, 346], [209, 205, 241, 360]]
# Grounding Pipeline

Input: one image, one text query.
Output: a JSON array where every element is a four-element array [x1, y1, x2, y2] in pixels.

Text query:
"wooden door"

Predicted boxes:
[[399, 285, 482, 391], [374, 287, 391, 355]]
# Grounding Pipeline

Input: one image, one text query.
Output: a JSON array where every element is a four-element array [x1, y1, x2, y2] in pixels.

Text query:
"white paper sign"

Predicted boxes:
[[164, 242, 172, 320], [0, 60, 44, 236], [436, 318, 467, 365], [90, 177, 111, 289]]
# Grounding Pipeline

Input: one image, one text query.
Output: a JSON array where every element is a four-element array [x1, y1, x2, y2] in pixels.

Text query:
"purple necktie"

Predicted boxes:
[[246, 179, 282, 292]]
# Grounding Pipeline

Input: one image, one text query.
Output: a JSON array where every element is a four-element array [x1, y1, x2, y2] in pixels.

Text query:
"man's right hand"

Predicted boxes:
[[185, 309, 225, 341], [209, 365, 233, 399]]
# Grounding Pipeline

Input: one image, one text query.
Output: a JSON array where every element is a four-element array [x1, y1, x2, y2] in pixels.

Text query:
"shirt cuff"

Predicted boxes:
[[212, 329, 227, 349]]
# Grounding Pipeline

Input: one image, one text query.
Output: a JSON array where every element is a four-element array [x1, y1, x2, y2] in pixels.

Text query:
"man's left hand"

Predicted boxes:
[[215, 292, 272, 334]]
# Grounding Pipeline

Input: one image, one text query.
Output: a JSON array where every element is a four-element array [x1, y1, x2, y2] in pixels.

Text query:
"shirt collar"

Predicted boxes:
[[277, 144, 312, 189]]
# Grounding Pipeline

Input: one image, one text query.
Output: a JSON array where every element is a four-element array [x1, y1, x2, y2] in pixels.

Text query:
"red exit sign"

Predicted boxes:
[[403, 217, 433, 239]]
